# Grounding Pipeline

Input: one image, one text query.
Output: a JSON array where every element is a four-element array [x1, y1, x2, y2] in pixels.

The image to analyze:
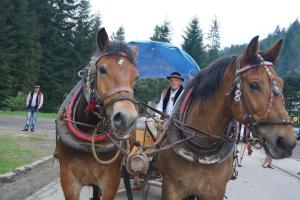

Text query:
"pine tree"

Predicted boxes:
[[182, 16, 205, 67], [150, 20, 172, 43], [205, 16, 221, 66], [9, 0, 41, 94], [0, 0, 14, 108], [72, 0, 100, 81], [36, 0, 79, 111], [111, 26, 125, 41], [35, 0, 101, 111]]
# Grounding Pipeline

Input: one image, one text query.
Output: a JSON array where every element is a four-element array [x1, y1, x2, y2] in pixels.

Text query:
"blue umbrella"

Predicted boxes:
[[127, 41, 201, 82]]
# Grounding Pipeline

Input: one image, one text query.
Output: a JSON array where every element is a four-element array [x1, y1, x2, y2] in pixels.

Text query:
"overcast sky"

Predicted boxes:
[[90, 0, 300, 48]]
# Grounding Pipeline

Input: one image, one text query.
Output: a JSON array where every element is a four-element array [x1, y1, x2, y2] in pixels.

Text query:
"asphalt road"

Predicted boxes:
[[25, 149, 300, 200]]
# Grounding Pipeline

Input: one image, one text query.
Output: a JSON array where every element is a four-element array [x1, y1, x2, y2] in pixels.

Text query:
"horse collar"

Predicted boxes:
[[169, 88, 235, 165], [179, 88, 193, 115]]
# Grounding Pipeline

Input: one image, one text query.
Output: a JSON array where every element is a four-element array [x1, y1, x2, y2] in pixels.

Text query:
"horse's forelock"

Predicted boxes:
[[90, 41, 135, 65], [259, 52, 278, 65]]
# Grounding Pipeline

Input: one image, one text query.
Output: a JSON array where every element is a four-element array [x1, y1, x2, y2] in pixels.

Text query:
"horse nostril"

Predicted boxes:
[[113, 112, 125, 127], [276, 136, 287, 150]]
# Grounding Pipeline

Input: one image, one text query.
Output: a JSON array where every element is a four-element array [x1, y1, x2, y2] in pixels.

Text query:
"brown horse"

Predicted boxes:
[[56, 28, 139, 200], [158, 36, 296, 200]]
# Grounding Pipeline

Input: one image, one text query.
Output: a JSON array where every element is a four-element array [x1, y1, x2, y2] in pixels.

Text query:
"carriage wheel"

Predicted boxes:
[[141, 184, 150, 200]]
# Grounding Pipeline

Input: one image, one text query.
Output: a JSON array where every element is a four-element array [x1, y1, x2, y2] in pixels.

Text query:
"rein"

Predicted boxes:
[[135, 98, 170, 119]]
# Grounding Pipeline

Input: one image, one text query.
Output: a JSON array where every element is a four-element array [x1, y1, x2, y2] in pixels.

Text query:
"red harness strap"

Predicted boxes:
[[179, 88, 193, 115], [66, 85, 111, 142], [86, 100, 97, 113]]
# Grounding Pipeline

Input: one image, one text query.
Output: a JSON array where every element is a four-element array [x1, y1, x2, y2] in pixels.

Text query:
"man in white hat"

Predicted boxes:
[[22, 84, 44, 132]]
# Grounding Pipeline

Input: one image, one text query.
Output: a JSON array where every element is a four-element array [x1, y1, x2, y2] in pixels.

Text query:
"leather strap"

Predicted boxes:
[[123, 166, 133, 200]]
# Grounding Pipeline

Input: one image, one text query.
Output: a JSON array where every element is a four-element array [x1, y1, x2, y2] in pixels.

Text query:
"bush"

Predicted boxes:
[[3, 92, 27, 111], [135, 78, 168, 104]]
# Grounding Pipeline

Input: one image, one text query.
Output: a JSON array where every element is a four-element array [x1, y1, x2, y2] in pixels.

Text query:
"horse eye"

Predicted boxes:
[[249, 82, 260, 91], [99, 67, 107, 74]]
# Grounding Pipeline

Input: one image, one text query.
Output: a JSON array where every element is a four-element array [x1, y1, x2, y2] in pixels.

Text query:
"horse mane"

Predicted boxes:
[[186, 56, 237, 104], [185, 50, 277, 105], [90, 41, 136, 65]]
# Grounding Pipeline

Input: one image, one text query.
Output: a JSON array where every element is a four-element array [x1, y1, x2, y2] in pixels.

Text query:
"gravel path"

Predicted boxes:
[[0, 115, 59, 200], [0, 115, 55, 133], [0, 160, 59, 200]]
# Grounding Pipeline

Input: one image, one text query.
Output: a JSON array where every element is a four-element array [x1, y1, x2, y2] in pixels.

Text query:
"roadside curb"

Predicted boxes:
[[272, 163, 300, 179], [0, 155, 53, 181], [254, 149, 300, 179]]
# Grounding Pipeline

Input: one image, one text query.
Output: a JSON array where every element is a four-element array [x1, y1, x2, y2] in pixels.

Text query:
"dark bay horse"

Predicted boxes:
[[56, 28, 139, 200], [158, 36, 296, 199]]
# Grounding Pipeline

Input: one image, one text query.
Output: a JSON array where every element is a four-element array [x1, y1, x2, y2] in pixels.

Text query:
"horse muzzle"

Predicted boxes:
[[111, 111, 137, 140], [260, 127, 296, 159]]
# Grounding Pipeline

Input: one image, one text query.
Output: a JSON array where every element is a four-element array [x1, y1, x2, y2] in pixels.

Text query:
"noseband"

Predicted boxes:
[[231, 55, 292, 136], [85, 52, 136, 114]]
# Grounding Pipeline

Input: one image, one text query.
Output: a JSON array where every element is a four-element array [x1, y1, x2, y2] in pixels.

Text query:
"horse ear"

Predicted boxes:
[[245, 36, 259, 59], [97, 28, 109, 51], [130, 45, 139, 59], [266, 39, 283, 62]]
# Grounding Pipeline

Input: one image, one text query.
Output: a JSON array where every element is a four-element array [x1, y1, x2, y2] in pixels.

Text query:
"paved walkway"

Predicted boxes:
[[225, 146, 300, 200], [25, 144, 300, 200]]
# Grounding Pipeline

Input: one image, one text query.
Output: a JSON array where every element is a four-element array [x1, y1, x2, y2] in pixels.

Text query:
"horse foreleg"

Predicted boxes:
[[100, 174, 121, 200], [60, 172, 82, 200], [162, 178, 185, 200]]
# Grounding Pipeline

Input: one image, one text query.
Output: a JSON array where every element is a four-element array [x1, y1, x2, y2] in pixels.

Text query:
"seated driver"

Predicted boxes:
[[146, 72, 184, 137]]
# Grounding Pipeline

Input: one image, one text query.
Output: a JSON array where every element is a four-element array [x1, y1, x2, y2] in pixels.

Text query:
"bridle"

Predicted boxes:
[[80, 51, 137, 164], [231, 54, 292, 137], [85, 51, 136, 114]]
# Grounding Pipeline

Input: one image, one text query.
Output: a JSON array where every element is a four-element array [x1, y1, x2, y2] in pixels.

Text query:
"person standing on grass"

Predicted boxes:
[[22, 84, 44, 132]]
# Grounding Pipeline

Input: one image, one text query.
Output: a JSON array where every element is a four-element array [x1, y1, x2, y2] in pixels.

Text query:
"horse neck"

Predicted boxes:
[[185, 70, 235, 137]]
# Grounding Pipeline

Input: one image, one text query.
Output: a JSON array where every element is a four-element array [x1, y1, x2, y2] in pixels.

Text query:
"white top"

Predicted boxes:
[[26, 92, 44, 109], [156, 88, 183, 115]]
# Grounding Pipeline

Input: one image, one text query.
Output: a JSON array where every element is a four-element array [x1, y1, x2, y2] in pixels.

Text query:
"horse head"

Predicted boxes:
[[93, 28, 139, 140], [232, 36, 296, 159]]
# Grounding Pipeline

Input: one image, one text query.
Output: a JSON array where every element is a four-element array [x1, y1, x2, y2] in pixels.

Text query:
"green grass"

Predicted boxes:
[[0, 110, 57, 119], [0, 137, 33, 174]]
